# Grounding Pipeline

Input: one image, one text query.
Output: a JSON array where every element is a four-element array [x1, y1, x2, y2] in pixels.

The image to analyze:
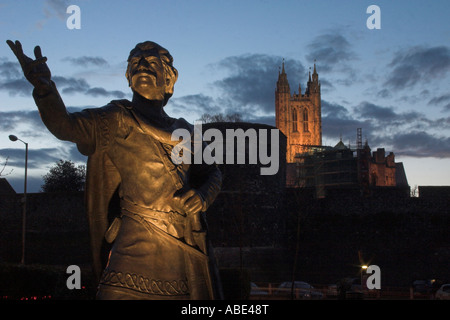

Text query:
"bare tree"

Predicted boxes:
[[199, 112, 243, 123], [0, 156, 13, 177]]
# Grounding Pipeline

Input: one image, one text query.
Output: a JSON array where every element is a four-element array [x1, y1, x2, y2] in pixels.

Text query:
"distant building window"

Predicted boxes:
[[292, 109, 298, 132], [303, 108, 309, 132]]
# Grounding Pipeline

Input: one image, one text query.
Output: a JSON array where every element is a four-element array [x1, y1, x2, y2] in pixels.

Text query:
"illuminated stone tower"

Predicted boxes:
[[275, 61, 322, 162]]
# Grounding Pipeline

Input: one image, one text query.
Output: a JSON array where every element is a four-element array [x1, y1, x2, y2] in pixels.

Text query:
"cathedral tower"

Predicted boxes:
[[275, 61, 322, 163]]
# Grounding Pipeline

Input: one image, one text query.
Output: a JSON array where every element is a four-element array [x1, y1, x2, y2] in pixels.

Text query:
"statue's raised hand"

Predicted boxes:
[[6, 40, 52, 94]]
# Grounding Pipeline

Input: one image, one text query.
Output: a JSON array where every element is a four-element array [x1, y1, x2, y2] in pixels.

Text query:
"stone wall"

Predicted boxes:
[[0, 192, 90, 265], [1, 185, 449, 286]]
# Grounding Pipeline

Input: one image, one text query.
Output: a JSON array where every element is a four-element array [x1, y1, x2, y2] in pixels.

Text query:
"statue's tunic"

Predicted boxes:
[[33, 82, 222, 300]]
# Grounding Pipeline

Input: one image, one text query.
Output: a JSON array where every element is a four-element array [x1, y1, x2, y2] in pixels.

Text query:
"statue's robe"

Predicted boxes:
[[33, 81, 223, 299]]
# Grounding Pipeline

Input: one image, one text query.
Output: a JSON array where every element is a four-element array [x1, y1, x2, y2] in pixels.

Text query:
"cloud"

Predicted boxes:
[[305, 33, 357, 74], [1, 147, 62, 170], [0, 58, 22, 79], [384, 45, 450, 90], [354, 101, 398, 121], [0, 58, 33, 96], [44, 0, 69, 20], [1, 143, 87, 192], [321, 100, 372, 145], [428, 93, 450, 112], [168, 94, 221, 118], [86, 87, 126, 98], [0, 58, 127, 98], [37, 0, 69, 28], [318, 99, 450, 157], [168, 50, 450, 159], [52, 75, 90, 94], [387, 131, 450, 158], [212, 53, 305, 114], [168, 54, 308, 124], [376, 88, 392, 99], [428, 93, 450, 105], [0, 78, 33, 96], [62, 56, 109, 68], [0, 110, 46, 132], [322, 100, 351, 119]]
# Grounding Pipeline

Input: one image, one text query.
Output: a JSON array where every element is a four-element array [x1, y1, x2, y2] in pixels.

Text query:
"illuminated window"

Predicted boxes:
[[303, 108, 309, 132], [292, 109, 298, 132]]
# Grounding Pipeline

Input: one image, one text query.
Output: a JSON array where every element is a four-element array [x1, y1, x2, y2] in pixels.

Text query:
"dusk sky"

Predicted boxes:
[[1, 0, 449, 192]]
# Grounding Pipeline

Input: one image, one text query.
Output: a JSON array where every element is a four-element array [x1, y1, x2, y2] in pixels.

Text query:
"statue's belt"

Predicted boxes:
[[104, 199, 186, 243], [103, 199, 214, 299], [120, 199, 186, 223]]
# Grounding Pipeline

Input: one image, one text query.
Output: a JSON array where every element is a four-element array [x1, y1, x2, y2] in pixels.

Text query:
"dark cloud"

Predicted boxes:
[[62, 56, 109, 68], [0, 57, 127, 98], [321, 100, 372, 145], [318, 78, 334, 92], [0, 58, 33, 95], [428, 93, 450, 105], [376, 88, 392, 99], [168, 94, 221, 118], [428, 93, 450, 112], [37, 0, 69, 28], [0, 78, 33, 96], [245, 115, 275, 127], [384, 46, 450, 90], [0, 110, 46, 132], [305, 33, 357, 74], [52, 75, 90, 94], [86, 87, 126, 98], [212, 54, 305, 114], [0, 58, 22, 80], [354, 101, 397, 121], [387, 131, 450, 158], [319, 99, 450, 157], [353, 101, 432, 129], [169, 54, 306, 122], [0, 147, 61, 170], [43, 0, 68, 20], [55, 76, 127, 98], [1, 142, 87, 193]]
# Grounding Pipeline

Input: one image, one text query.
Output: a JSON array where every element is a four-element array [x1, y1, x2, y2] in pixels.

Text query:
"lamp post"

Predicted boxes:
[[9, 134, 28, 265], [361, 264, 368, 290]]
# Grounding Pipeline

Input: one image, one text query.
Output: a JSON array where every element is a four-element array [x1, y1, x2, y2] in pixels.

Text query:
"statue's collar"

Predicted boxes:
[[110, 99, 193, 146]]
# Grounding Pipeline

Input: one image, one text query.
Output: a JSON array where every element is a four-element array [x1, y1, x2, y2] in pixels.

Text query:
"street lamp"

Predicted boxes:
[[9, 134, 28, 265], [361, 265, 368, 289]]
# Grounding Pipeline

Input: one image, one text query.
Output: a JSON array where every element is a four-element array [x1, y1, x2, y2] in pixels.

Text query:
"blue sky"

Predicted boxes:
[[1, 0, 449, 192]]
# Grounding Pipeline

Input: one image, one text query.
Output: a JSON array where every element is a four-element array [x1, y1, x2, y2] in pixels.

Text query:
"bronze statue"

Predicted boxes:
[[7, 40, 223, 300]]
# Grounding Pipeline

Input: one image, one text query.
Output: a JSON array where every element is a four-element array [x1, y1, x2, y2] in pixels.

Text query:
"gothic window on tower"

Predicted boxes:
[[292, 109, 298, 132], [303, 108, 309, 132]]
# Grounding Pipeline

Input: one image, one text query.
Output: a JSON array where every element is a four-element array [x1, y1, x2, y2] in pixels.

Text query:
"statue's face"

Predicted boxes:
[[128, 47, 166, 101]]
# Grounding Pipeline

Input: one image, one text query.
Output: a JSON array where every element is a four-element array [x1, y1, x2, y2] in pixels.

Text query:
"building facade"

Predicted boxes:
[[275, 62, 408, 194], [275, 61, 322, 163], [286, 140, 409, 195]]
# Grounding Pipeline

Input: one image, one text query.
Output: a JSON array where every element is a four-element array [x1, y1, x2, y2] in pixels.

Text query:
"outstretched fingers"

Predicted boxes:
[[6, 40, 24, 63], [34, 45, 43, 59]]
